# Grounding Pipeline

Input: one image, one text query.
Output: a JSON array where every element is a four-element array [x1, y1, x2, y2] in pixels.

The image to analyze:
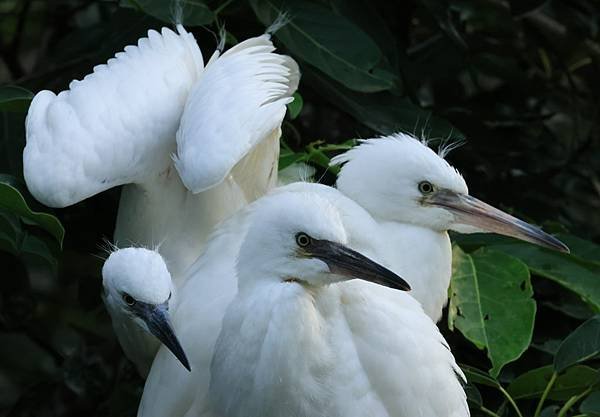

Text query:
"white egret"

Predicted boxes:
[[138, 185, 468, 417], [102, 247, 190, 376], [24, 25, 299, 374], [24, 24, 299, 279], [331, 133, 569, 321]]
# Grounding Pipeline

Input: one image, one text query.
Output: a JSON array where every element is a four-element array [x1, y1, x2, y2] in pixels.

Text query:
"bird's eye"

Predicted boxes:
[[123, 293, 136, 306], [418, 181, 434, 195], [295, 232, 312, 247]]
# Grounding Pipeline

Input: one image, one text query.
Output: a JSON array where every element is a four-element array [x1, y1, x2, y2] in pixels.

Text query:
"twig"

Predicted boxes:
[[557, 387, 593, 417], [534, 371, 557, 417]]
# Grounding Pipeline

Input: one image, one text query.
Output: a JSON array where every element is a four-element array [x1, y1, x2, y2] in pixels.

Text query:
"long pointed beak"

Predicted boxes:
[[310, 240, 411, 291], [140, 303, 191, 372], [427, 189, 569, 253]]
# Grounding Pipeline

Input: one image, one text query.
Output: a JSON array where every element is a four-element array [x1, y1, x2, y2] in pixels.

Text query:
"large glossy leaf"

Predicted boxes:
[[330, 0, 400, 71], [122, 0, 214, 26], [250, 0, 396, 93], [580, 391, 600, 417], [558, 234, 600, 266], [507, 365, 599, 400], [453, 233, 600, 311], [554, 315, 600, 372], [0, 86, 33, 112], [0, 177, 64, 246], [449, 246, 536, 377], [492, 243, 600, 312], [303, 68, 461, 138]]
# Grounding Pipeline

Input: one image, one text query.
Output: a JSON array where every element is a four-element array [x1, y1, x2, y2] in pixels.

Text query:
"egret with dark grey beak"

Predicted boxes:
[[139, 188, 470, 417], [202, 191, 467, 417], [102, 247, 190, 376]]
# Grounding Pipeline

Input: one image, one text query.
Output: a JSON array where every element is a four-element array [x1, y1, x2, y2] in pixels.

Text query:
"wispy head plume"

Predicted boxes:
[[266, 11, 291, 35], [171, 0, 183, 26], [95, 238, 119, 261], [217, 23, 227, 52], [422, 130, 466, 159]]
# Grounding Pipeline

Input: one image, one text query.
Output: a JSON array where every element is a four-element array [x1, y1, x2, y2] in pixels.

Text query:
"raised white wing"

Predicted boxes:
[[24, 26, 203, 207], [174, 34, 300, 193]]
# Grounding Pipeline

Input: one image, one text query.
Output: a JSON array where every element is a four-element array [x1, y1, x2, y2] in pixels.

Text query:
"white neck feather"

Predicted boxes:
[[210, 281, 339, 417]]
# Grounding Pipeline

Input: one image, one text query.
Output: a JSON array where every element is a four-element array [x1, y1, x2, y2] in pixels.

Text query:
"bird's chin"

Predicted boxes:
[[449, 223, 485, 234]]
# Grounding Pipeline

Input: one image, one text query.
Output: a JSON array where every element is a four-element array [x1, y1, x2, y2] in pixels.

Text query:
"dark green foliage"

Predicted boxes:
[[0, 0, 599, 416]]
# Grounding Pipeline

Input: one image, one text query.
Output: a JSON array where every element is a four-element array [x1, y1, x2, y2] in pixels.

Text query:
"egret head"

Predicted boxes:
[[102, 247, 190, 371], [333, 133, 568, 252], [237, 192, 411, 291]]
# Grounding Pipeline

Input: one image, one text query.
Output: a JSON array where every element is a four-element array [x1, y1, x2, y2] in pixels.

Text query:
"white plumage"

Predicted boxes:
[[139, 187, 468, 417], [24, 26, 203, 208], [102, 247, 180, 376], [175, 34, 298, 194], [25, 24, 299, 375], [332, 133, 567, 321], [139, 133, 566, 415], [24, 24, 299, 277]]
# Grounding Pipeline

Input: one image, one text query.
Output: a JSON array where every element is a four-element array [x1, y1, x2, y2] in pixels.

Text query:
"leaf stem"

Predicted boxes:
[[557, 387, 593, 417], [214, 0, 235, 16], [534, 371, 558, 417], [498, 385, 525, 417], [480, 406, 502, 417]]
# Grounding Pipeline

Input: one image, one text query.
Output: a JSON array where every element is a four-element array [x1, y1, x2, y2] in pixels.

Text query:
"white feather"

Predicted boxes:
[[174, 34, 300, 193], [139, 184, 468, 417], [24, 26, 203, 207], [24, 24, 300, 378]]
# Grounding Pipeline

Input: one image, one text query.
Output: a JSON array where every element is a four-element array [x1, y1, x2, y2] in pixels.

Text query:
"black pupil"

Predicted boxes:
[[297, 234, 310, 246], [420, 182, 432, 193], [124, 294, 135, 305]]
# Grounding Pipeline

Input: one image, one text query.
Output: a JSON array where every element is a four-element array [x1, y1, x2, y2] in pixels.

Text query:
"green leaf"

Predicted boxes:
[[465, 383, 483, 406], [19, 233, 59, 270], [554, 315, 600, 372], [122, 0, 214, 26], [303, 67, 460, 138], [557, 234, 600, 266], [507, 365, 599, 400], [287, 92, 303, 120], [278, 148, 307, 171], [461, 364, 501, 388], [0, 86, 33, 113], [449, 246, 536, 377], [0, 177, 64, 246], [330, 0, 401, 71], [250, 0, 396, 93], [491, 243, 600, 312], [580, 391, 600, 417], [453, 233, 600, 312]]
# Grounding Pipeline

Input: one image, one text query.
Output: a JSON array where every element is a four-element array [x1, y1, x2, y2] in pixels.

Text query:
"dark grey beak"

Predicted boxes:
[[137, 302, 191, 372], [427, 189, 569, 253], [310, 239, 411, 291]]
